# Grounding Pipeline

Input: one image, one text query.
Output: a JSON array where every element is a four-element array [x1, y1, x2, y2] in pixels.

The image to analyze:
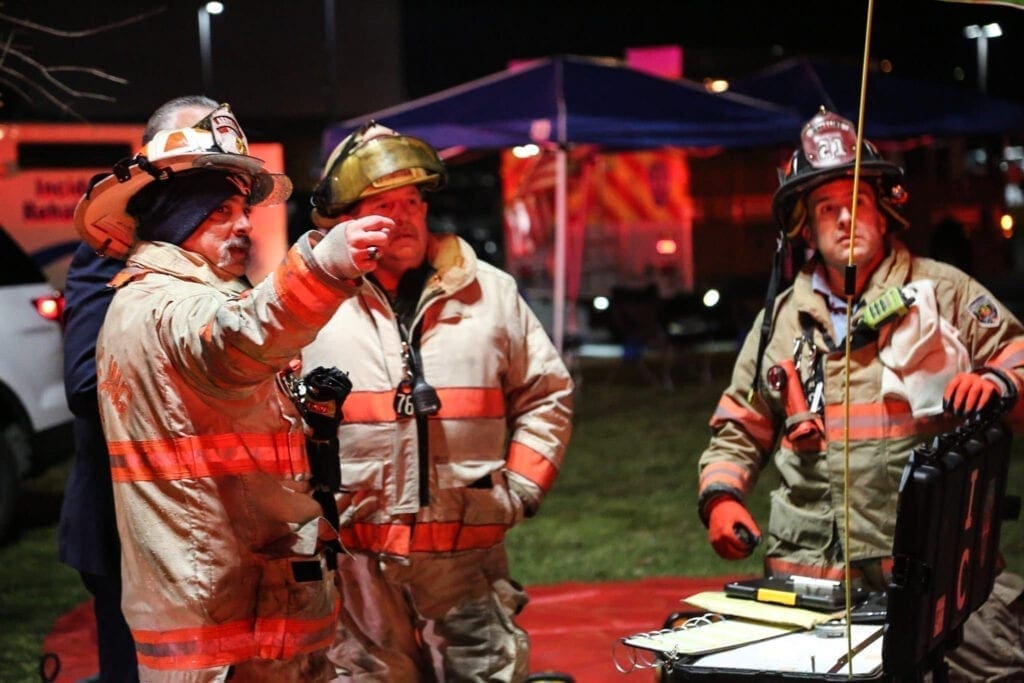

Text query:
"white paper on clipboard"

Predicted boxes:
[[691, 624, 884, 675], [622, 618, 799, 656]]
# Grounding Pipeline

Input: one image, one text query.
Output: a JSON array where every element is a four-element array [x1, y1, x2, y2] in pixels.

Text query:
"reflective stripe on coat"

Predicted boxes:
[[97, 234, 358, 670], [302, 234, 573, 557], [699, 242, 1024, 570]]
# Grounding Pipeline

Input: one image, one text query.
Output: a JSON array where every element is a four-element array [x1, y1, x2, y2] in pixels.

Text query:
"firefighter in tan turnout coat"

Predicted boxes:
[[302, 123, 573, 682], [697, 109, 1024, 679], [75, 105, 392, 682]]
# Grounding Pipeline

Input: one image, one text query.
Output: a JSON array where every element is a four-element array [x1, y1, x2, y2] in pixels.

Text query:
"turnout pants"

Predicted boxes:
[[328, 546, 529, 682], [946, 571, 1024, 682], [138, 651, 333, 683]]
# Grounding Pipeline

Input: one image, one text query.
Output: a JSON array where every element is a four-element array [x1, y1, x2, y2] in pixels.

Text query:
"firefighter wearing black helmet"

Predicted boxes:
[[696, 109, 1024, 680]]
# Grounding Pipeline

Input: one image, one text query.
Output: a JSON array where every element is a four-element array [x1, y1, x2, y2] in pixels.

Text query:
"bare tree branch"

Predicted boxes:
[[5, 45, 118, 100], [48, 66, 129, 85], [0, 8, 165, 39], [0, 7, 165, 117], [0, 74, 32, 104], [0, 26, 13, 70], [1, 64, 87, 120]]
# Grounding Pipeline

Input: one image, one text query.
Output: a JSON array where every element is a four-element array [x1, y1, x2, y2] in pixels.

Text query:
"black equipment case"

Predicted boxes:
[[662, 407, 1014, 682]]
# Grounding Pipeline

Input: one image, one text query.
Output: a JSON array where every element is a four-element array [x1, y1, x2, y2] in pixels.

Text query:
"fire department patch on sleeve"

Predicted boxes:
[[968, 294, 1000, 327]]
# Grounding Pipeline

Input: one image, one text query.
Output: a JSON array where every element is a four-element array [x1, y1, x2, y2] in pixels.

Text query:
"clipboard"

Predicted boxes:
[[622, 617, 799, 656], [687, 624, 884, 677]]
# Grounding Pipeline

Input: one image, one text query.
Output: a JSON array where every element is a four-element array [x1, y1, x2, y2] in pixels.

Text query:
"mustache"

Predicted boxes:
[[217, 236, 253, 267], [223, 236, 252, 251]]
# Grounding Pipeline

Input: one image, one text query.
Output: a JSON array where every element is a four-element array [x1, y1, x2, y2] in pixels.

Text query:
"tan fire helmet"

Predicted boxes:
[[310, 122, 446, 229], [73, 103, 292, 260], [772, 108, 908, 239]]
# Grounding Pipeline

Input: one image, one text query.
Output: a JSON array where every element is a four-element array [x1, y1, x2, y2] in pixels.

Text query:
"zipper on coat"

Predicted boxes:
[[367, 274, 443, 508]]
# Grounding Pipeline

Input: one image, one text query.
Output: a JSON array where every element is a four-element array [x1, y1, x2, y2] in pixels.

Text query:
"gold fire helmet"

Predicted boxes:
[[310, 122, 446, 229]]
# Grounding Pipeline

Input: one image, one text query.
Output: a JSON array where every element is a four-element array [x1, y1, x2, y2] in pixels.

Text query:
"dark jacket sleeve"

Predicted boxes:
[[63, 242, 122, 416]]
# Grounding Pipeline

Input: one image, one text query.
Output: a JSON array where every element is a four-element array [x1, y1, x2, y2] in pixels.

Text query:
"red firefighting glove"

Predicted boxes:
[[706, 496, 762, 560], [943, 372, 1000, 416]]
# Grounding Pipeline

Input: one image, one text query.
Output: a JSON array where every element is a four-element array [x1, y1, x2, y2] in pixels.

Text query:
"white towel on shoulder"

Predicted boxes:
[[878, 280, 970, 417]]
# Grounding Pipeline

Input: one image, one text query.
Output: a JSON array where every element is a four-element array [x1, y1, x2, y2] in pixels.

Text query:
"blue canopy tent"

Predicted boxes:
[[323, 55, 803, 351], [731, 56, 1024, 139]]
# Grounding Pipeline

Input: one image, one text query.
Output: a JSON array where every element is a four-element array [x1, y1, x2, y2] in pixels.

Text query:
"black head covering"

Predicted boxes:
[[127, 170, 250, 246]]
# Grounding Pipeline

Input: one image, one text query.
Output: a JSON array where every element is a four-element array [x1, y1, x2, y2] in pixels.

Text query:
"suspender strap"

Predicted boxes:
[[750, 234, 787, 402]]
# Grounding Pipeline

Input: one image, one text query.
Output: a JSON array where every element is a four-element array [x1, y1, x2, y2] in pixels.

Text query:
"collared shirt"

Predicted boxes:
[[810, 267, 861, 343]]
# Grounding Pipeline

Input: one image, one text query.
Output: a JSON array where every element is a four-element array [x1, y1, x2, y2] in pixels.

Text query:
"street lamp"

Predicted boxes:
[[197, 1, 225, 94], [964, 22, 1002, 94]]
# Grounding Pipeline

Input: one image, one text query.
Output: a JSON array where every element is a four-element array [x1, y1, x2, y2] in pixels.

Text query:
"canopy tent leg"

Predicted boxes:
[[553, 145, 567, 354]]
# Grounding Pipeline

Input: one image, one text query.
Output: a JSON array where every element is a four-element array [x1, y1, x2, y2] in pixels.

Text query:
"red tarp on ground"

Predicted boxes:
[[42, 575, 753, 683]]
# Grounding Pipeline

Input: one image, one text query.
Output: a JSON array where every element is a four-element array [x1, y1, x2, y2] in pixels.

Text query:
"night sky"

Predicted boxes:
[[4, 0, 1024, 186], [4, 1, 1024, 119], [400, 0, 1024, 99]]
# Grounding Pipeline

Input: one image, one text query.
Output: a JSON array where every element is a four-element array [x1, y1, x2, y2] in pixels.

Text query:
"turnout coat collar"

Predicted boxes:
[[791, 242, 911, 337], [419, 232, 477, 301], [122, 240, 249, 295]]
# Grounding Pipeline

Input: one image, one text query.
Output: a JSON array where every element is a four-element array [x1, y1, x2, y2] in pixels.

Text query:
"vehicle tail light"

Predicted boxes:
[[33, 292, 65, 328]]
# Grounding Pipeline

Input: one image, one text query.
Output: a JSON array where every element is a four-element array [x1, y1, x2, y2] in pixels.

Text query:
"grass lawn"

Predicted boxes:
[[0, 460, 89, 681], [506, 354, 773, 584], [1, 352, 1021, 681]]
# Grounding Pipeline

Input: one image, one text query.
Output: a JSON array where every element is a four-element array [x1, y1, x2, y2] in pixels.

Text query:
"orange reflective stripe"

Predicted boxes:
[[765, 557, 894, 583], [435, 387, 505, 419], [410, 521, 505, 552], [823, 400, 955, 441], [341, 520, 506, 555], [699, 461, 752, 497], [272, 247, 342, 326], [342, 391, 396, 423], [133, 619, 257, 670], [341, 522, 411, 556], [980, 343, 1024, 404], [710, 394, 776, 451], [133, 605, 339, 670], [989, 340, 1024, 373], [343, 387, 506, 423], [108, 432, 306, 482], [507, 441, 558, 491], [255, 599, 339, 660]]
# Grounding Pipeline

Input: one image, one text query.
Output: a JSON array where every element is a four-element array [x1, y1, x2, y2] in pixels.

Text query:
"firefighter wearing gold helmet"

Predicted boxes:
[[302, 123, 574, 681], [310, 122, 446, 229]]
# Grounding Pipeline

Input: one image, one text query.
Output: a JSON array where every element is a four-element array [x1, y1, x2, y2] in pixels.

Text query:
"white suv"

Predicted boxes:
[[0, 226, 72, 539]]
